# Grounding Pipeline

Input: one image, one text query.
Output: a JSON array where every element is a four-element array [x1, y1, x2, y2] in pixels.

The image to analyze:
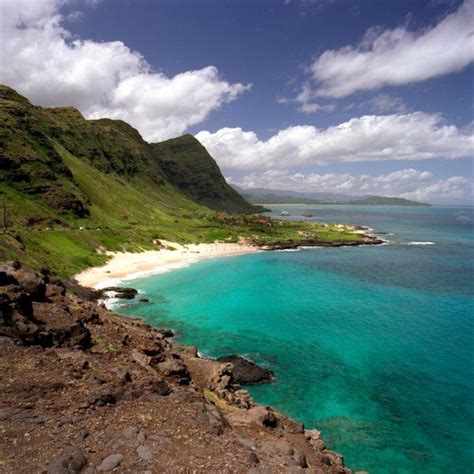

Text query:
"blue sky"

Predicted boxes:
[[1, 0, 473, 203]]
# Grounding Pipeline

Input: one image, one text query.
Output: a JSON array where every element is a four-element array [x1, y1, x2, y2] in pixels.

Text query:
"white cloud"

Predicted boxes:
[[66, 10, 84, 22], [229, 168, 474, 204], [0, 0, 249, 142], [295, 83, 335, 113], [196, 112, 473, 171], [87, 67, 249, 142], [277, 83, 335, 114], [310, 0, 474, 98], [298, 102, 333, 113], [368, 94, 407, 114]]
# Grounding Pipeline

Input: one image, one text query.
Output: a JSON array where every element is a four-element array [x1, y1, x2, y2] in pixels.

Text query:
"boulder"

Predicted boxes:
[[86, 389, 118, 407], [136, 445, 153, 461], [247, 405, 278, 427], [0, 266, 18, 286], [148, 379, 171, 396], [14, 267, 46, 300], [47, 446, 88, 474], [131, 349, 151, 368], [226, 406, 277, 429], [45, 283, 66, 302], [101, 287, 137, 299], [97, 454, 123, 472], [217, 355, 275, 385], [202, 402, 228, 435], [157, 358, 190, 384], [305, 428, 326, 451]]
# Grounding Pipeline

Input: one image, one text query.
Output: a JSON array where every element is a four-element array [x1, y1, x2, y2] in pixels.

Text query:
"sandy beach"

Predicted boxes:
[[75, 240, 259, 288]]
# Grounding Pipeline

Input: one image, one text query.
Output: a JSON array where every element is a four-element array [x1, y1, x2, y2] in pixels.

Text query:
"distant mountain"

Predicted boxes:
[[234, 186, 429, 206], [233, 186, 353, 204], [350, 196, 429, 206]]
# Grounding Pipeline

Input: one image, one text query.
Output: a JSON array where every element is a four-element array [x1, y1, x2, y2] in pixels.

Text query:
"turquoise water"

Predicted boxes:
[[115, 205, 474, 473]]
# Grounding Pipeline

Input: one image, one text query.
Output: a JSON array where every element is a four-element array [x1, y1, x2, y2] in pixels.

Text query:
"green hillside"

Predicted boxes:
[[151, 135, 261, 213], [0, 85, 371, 277], [349, 196, 429, 206]]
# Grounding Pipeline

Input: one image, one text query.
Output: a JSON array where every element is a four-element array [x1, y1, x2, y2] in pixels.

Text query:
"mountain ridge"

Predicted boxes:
[[235, 186, 430, 206], [0, 85, 258, 217], [151, 135, 260, 213]]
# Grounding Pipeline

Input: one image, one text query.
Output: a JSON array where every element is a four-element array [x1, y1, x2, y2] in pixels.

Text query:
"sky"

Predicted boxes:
[[1, 0, 473, 204]]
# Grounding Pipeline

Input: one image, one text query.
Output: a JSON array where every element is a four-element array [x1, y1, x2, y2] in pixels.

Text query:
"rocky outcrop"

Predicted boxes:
[[0, 260, 355, 473], [217, 355, 275, 385], [42, 185, 90, 218], [262, 235, 384, 251], [0, 261, 91, 348], [101, 287, 138, 300]]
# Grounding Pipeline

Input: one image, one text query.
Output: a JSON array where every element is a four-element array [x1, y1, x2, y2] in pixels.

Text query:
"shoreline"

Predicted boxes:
[[75, 231, 384, 289], [75, 240, 260, 289], [1, 261, 352, 472], [69, 232, 383, 471]]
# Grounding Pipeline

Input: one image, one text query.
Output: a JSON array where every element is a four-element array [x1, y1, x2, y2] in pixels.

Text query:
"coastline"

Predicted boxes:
[[66, 231, 384, 472], [75, 230, 384, 289], [1, 261, 352, 472], [75, 240, 260, 289], [73, 232, 387, 290]]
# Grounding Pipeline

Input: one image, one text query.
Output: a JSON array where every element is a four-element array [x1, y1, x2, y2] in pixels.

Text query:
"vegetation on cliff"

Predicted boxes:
[[0, 86, 377, 277], [151, 135, 262, 213]]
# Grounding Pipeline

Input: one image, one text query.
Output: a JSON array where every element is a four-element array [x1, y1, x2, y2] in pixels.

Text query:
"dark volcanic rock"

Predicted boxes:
[[0, 263, 92, 348], [217, 355, 275, 385], [47, 446, 88, 474], [203, 402, 228, 435], [64, 279, 103, 301], [157, 358, 190, 385], [101, 287, 138, 299], [14, 267, 46, 300]]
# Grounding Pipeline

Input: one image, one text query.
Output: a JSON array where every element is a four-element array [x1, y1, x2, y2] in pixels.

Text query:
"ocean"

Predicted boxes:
[[114, 205, 474, 473]]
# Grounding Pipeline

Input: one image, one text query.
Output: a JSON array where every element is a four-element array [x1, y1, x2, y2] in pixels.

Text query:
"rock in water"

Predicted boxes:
[[101, 287, 138, 299], [217, 355, 275, 385]]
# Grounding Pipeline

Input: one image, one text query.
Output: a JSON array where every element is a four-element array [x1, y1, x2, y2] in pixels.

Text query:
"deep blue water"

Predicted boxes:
[[115, 205, 474, 473]]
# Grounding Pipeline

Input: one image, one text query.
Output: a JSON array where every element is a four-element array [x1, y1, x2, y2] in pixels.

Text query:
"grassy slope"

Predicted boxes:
[[0, 149, 364, 277], [0, 86, 367, 278]]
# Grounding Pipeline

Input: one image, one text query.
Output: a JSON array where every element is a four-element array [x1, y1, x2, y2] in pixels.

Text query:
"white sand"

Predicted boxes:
[[74, 240, 259, 289]]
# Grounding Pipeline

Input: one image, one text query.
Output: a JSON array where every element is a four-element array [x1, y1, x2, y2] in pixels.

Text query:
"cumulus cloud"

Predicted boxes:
[[229, 169, 473, 204], [0, 0, 249, 141], [196, 112, 474, 171], [309, 0, 474, 98]]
